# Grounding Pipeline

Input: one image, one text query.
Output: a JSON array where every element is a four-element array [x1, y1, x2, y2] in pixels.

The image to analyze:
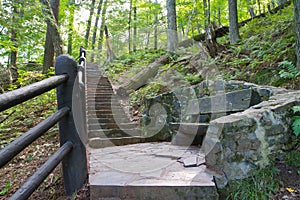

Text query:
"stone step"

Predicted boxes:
[[88, 128, 141, 138], [88, 129, 131, 138], [88, 117, 132, 124], [89, 142, 218, 199], [87, 109, 125, 115], [86, 87, 113, 91], [186, 89, 253, 115], [91, 102, 122, 106], [86, 91, 114, 95], [88, 121, 137, 129], [170, 123, 209, 146], [87, 98, 120, 104], [86, 94, 115, 99], [88, 117, 130, 123], [87, 100, 120, 105], [88, 136, 146, 148], [170, 123, 209, 135], [93, 107, 126, 112], [87, 104, 122, 110], [87, 95, 118, 100]]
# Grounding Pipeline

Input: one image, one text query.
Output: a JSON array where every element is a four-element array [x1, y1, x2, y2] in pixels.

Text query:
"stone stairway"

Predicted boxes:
[[85, 64, 144, 148], [85, 63, 219, 200]]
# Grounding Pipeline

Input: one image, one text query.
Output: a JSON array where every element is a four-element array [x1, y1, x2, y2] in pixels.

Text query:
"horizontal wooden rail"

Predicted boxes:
[[9, 141, 73, 200], [0, 53, 87, 199], [0, 74, 69, 112], [0, 107, 70, 168]]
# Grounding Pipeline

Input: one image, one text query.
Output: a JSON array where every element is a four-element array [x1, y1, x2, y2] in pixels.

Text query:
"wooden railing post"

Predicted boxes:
[[55, 55, 88, 196]]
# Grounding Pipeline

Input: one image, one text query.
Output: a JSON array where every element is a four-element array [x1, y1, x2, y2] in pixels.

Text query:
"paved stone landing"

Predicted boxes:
[[89, 142, 218, 200]]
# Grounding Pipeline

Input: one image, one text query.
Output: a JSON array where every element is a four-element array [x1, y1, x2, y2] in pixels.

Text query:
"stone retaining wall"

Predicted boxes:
[[141, 80, 299, 187], [141, 80, 289, 140], [202, 91, 300, 188]]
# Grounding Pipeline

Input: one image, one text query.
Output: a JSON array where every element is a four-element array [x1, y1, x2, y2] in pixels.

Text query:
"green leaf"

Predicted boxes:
[[0, 182, 12, 195], [292, 118, 300, 137], [292, 106, 300, 113]]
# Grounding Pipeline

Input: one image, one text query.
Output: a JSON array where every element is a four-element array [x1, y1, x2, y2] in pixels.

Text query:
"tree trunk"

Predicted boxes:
[[257, 0, 262, 15], [116, 55, 170, 95], [91, 0, 103, 62], [203, 0, 210, 28], [41, 0, 63, 74], [205, 23, 219, 57], [167, 0, 178, 52], [294, 0, 300, 70], [133, 5, 137, 52], [85, 0, 96, 48], [249, 7, 255, 18], [228, 0, 240, 44], [128, 0, 132, 52], [67, 5, 75, 55], [154, 0, 158, 50], [184, 1, 196, 40], [98, 0, 108, 52], [218, 6, 221, 25], [105, 25, 117, 65], [9, 28, 18, 81]]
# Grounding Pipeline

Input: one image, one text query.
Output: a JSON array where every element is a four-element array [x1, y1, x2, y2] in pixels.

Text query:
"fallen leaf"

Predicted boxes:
[[286, 187, 295, 193]]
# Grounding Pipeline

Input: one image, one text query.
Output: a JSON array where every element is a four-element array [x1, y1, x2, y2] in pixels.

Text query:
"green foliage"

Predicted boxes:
[[0, 69, 57, 149], [216, 5, 296, 87], [220, 166, 280, 200], [285, 150, 300, 167], [292, 106, 300, 137], [279, 61, 300, 79], [184, 73, 202, 84], [0, 182, 12, 195], [130, 81, 167, 108], [103, 49, 165, 82]]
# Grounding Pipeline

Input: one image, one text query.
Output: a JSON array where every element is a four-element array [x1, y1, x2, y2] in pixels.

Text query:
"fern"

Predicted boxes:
[[292, 106, 300, 137], [292, 106, 300, 113], [279, 61, 300, 79]]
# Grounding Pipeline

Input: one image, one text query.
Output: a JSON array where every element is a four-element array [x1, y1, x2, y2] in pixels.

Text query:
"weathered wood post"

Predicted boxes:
[[55, 55, 88, 196]]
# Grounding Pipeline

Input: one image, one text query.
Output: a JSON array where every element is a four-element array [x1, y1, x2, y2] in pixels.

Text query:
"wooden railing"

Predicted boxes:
[[0, 54, 87, 200]]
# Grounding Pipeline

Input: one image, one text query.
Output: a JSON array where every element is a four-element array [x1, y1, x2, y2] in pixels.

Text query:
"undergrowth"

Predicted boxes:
[[219, 166, 280, 200], [0, 67, 57, 148], [103, 49, 165, 83], [216, 5, 296, 87]]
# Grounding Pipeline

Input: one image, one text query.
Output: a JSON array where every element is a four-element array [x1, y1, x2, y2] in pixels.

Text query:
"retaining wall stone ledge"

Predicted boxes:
[[202, 90, 300, 188]]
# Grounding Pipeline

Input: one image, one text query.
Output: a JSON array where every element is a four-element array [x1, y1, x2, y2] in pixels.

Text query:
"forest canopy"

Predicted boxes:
[[0, 0, 293, 72]]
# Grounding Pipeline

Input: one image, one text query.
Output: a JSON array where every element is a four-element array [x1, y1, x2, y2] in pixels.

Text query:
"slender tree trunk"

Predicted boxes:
[[294, 0, 300, 70], [154, 0, 158, 50], [203, 0, 210, 28], [98, 0, 108, 52], [146, 31, 150, 49], [42, 0, 60, 74], [184, 1, 196, 40], [9, 3, 18, 81], [208, 0, 210, 24], [105, 25, 117, 65], [128, 0, 132, 52], [167, 0, 178, 52], [257, 0, 262, 15], [218, 6, 221, 25], [85, 0, 96, 48], [249, 7, 255, 18], [228, 0, 241, 44], [91, 0, 103, 62], [67, 5, 75, 55], [133, 5, 137, 52]]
